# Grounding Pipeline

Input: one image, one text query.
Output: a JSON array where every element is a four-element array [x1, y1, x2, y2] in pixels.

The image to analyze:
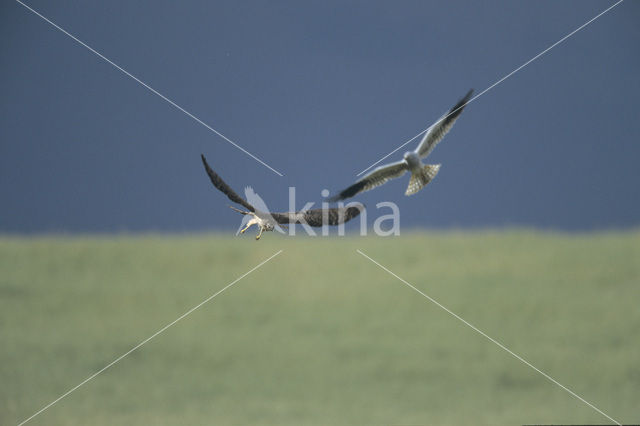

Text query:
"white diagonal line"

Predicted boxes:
[[356, 0, 624, 177], [15, 0, 284, 177], [356, 249, 621, 426], [17, 249, 283, 426]]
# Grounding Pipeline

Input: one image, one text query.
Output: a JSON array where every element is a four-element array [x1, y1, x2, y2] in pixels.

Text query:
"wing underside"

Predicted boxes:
[[330, 160, 408, 201], [416, 89, 473, 158]]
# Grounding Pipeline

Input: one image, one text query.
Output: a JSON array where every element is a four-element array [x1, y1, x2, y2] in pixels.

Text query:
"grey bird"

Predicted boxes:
[[330, 89, 473, 201]]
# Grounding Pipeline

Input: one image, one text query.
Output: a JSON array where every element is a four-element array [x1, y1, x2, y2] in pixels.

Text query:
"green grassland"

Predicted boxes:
[[1, 231, 639, 425]]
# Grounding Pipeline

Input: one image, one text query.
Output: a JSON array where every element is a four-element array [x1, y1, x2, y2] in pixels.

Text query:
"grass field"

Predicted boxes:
[[1, 231, 639, 425]]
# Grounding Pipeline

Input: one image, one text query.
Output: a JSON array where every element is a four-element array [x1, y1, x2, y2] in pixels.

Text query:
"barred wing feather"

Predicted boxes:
[[330, 160, 408, 201], [416, 89, 473, 158], [271, 205, 363, 227]]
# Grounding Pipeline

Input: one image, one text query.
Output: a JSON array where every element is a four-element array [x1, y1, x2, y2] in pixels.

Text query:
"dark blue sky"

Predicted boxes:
[[1, 0, 639, 233]]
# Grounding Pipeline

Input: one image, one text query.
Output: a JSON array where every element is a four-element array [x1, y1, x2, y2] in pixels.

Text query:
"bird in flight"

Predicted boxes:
[[201, 154, 363, 240], [330, 89, 473, 201]]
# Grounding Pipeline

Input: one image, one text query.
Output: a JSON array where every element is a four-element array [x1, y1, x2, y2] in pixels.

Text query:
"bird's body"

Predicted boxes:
[[201, 154, 363, 239], [330, 89, 473, 201]]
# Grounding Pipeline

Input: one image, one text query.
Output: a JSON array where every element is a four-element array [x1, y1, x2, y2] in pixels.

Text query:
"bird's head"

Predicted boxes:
[[403, 151, 420, 168], [404, 151, 419, 161], [262, 221, 275, 232]]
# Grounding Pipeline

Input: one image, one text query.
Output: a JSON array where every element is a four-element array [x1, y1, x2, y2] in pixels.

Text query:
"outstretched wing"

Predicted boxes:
[[329, 160, 408, 201], [415, 89, 473, 159], [271, 204, 363, 227], [201, 154, 255, 212]]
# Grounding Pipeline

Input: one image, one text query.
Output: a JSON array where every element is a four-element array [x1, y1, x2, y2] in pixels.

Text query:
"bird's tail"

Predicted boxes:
[[405, 164, 441, 196]]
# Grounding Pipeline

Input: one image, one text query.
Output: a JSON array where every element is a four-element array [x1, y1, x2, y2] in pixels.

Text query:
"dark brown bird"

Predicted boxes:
[[201, 154, 363, 239]]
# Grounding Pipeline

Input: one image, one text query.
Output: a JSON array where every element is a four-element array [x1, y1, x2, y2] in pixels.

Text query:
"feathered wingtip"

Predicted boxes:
[[443, 89, 474, 126], [327, 180, 366, 203]]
